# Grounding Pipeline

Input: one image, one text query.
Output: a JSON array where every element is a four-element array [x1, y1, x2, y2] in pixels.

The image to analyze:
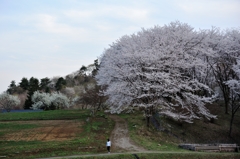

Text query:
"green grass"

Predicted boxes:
[[0, 122, 39, 136], [0, 122, 38, 130], [0, 109, 89, 121], [0, 140, 89, 158], [75, 153, 240, 159]]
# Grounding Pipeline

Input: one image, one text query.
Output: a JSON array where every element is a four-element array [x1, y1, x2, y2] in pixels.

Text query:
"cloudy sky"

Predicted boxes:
[[0, 0, 239, 92]]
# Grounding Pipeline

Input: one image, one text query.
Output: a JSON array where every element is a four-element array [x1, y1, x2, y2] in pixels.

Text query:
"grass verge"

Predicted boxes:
[[70, 152, 240, 159]]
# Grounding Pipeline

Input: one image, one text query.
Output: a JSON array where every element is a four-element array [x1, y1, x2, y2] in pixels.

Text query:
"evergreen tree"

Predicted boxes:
[[24, 77, 39, 109], [55, 77, 66, 92], [6, 80, 17, 94], [40, 77, 51, 93], [19, 77, 29, 90], [92, 59, 99, 76], [79, 65, 87, 74]]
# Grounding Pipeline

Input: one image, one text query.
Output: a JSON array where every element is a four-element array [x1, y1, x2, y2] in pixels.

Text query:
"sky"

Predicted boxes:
[[0, 0, 240, 93]]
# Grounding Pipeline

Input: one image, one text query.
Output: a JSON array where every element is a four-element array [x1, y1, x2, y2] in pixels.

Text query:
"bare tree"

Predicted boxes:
[[79, 83, 107, 116]]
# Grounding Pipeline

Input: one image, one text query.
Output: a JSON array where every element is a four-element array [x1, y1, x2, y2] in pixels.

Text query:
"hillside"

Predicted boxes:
[[120, 103, 240, 149]]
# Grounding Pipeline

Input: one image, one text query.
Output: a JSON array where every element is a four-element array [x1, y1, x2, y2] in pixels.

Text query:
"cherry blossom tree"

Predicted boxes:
[[225, 60, 240, 137], [96, 21, 217, 125], [51, 92, 70, 109], [0, 92, 20, 112], [206, 28, 240, 114], [31, 91, 70, 110], [31, 91, 51, 110]]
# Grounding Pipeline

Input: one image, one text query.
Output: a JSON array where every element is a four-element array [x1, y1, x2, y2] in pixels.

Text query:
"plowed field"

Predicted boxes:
[[0, 120, 83, 141]]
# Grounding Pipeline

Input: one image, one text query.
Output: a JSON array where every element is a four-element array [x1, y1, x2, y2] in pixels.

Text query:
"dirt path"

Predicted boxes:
[[109, 115, 146, 152]]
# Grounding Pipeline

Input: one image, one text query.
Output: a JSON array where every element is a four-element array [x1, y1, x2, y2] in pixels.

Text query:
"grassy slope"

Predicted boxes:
[[119, 104, 240, 151]]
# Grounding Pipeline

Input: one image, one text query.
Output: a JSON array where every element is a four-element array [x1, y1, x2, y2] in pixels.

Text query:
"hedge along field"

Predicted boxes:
[[0, 110, 114, 159]]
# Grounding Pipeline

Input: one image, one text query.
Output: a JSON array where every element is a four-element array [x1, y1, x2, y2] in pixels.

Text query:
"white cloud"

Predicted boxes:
[[64, 10, 94, 19], [99, 6, 150, 22], [64, 4, 151, 24], [36, 14, 73, 34]]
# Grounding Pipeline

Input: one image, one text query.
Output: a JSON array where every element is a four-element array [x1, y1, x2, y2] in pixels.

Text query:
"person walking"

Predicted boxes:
[[106, 138, 111, 153]]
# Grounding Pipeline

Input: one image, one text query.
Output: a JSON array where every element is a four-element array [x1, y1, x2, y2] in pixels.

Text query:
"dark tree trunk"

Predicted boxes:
[[229, 113, 234, 137], [147, 116, 150, 127], [146, 106, 154, 127], [223, 93, 229, 114], [228, 92, 240, 137]]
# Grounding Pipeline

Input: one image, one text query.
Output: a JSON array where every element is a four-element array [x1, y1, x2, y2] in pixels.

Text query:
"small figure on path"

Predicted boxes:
[[106, 138, 111, 153]]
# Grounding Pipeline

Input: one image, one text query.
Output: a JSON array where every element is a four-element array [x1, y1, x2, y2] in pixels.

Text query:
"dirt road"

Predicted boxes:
[[109, 115, 145, 152]]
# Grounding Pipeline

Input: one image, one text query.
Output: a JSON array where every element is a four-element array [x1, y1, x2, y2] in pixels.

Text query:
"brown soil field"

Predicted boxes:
[[0, 120, 83, 141]]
